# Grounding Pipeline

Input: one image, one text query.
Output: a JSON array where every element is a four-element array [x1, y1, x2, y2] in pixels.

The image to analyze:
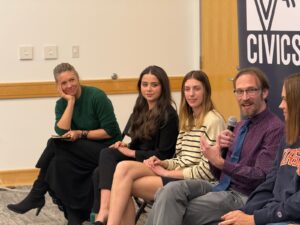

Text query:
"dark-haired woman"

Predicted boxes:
[[93, 65, 179, 225]]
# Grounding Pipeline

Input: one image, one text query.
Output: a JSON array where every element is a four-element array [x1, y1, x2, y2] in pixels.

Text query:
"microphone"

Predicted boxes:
[[221, 116, 237, 159]]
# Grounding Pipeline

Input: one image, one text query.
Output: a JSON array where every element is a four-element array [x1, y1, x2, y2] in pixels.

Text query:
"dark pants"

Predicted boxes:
[[92, 147, 134, 212]]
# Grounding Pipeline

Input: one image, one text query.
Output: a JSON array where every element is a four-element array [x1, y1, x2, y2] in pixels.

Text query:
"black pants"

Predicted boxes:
[[92, 147, 134, 212], [98, 147, 134, 189]]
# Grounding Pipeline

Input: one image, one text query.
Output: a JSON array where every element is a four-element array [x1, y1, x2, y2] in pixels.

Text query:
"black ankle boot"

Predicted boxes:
[[7, 176, 48, 215], [7, 194, 45, 215]]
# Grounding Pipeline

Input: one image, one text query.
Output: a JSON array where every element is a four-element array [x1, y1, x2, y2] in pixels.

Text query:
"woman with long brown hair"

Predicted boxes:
[[93, 65, 179, 225]]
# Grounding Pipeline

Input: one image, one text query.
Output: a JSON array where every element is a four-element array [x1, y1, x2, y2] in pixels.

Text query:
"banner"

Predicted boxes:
[[237, 0, 300, 119]]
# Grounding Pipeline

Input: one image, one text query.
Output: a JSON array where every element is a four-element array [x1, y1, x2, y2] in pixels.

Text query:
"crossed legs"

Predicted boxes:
[[106, 160, 163, 225]]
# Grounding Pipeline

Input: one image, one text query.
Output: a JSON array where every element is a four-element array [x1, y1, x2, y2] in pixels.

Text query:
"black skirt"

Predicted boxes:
[[36, 138, 110, 218]]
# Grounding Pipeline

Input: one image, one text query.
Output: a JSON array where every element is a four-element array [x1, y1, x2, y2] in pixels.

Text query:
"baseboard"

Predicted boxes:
[[0, 168, 39, 187]]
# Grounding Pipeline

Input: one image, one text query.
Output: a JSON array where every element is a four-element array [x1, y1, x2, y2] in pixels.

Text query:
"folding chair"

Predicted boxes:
[[134, 197, 153, 223]]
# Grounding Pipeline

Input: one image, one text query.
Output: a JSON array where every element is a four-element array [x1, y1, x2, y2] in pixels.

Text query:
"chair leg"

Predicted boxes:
[[135, 201, 147, 223]]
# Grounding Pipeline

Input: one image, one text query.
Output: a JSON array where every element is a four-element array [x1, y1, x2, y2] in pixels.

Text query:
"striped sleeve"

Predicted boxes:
[[166, 129, 204, 169], [182, 110, 225, 180]]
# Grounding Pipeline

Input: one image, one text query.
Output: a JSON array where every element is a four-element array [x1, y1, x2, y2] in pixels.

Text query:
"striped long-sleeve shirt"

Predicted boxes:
[[164, 110, 226, 181]]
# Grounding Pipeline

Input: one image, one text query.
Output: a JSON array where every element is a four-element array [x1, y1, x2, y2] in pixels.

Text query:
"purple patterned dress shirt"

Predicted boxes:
[[211, 108, 284, 196]]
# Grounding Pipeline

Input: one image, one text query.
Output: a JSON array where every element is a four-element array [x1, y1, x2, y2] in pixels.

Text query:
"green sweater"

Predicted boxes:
[[54, 85, 121, 145]]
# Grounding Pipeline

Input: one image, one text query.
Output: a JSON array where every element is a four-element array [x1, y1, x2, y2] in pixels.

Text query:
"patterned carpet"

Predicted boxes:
[[0, 187, 147, 225], [0, 186, 68, 225]]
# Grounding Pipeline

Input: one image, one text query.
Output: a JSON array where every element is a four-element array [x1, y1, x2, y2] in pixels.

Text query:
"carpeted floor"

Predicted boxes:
[[0, 187, 67, 225], [0, 186, 147, 225]]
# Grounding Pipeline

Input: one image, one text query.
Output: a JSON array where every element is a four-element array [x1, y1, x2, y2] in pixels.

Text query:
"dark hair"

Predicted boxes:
[[233, 67, 269, 90], [130, 65, 175, 140], [53, 63, 79, 81], [284, 72, 300, 145], [179, 70, 215, 131]]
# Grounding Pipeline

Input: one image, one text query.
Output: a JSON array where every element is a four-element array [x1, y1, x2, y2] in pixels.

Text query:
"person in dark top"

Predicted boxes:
[[92, 65, 179, 225], [146, 67, 284, 225], [220, 72, 300, 225], [7, 63, 121, 225]]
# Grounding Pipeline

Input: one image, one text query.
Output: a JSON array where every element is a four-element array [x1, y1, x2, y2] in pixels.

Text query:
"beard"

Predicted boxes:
[[240, 100, 259, 118], [240, 93, 266, 118]]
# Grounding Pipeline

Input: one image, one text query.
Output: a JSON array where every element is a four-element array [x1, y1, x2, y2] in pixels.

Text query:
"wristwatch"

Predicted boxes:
[[81, 130, 89, 139]]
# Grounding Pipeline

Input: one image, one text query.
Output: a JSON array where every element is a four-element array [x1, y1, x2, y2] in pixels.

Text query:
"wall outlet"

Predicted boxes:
[[19, 46, 33, 60], [44, 45, 58, 59]]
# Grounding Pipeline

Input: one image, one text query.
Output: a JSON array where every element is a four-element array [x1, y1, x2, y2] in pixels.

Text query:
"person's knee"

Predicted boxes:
[[46, 138, 58, 152], [114, 161, 132, 179], [47, 138, 55, 145], [99, 147, 111, 157], [99, 147, 115, 162]]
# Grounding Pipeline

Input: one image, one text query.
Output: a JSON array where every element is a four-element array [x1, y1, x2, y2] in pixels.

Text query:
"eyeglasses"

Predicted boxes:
[[233, 88, 261, 97]]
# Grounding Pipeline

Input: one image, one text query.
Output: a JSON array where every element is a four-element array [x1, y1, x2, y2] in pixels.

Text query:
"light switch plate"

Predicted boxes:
[[19, 46, 33, 60], [44, 45, 58, 59], [72, 45, 80, 58]]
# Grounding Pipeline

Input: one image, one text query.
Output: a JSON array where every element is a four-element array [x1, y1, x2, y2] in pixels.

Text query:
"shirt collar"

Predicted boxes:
[[247, 107, 270, 125]]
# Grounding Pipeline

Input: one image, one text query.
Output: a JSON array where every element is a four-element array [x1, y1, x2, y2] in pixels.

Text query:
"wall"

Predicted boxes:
[[0, 0, 199, 170], [0, 0, 199, 81]]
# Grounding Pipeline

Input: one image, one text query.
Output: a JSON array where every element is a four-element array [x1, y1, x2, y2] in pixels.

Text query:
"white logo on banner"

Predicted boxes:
[[245, 0, 300, 65], [247, 0, 298, 31]]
